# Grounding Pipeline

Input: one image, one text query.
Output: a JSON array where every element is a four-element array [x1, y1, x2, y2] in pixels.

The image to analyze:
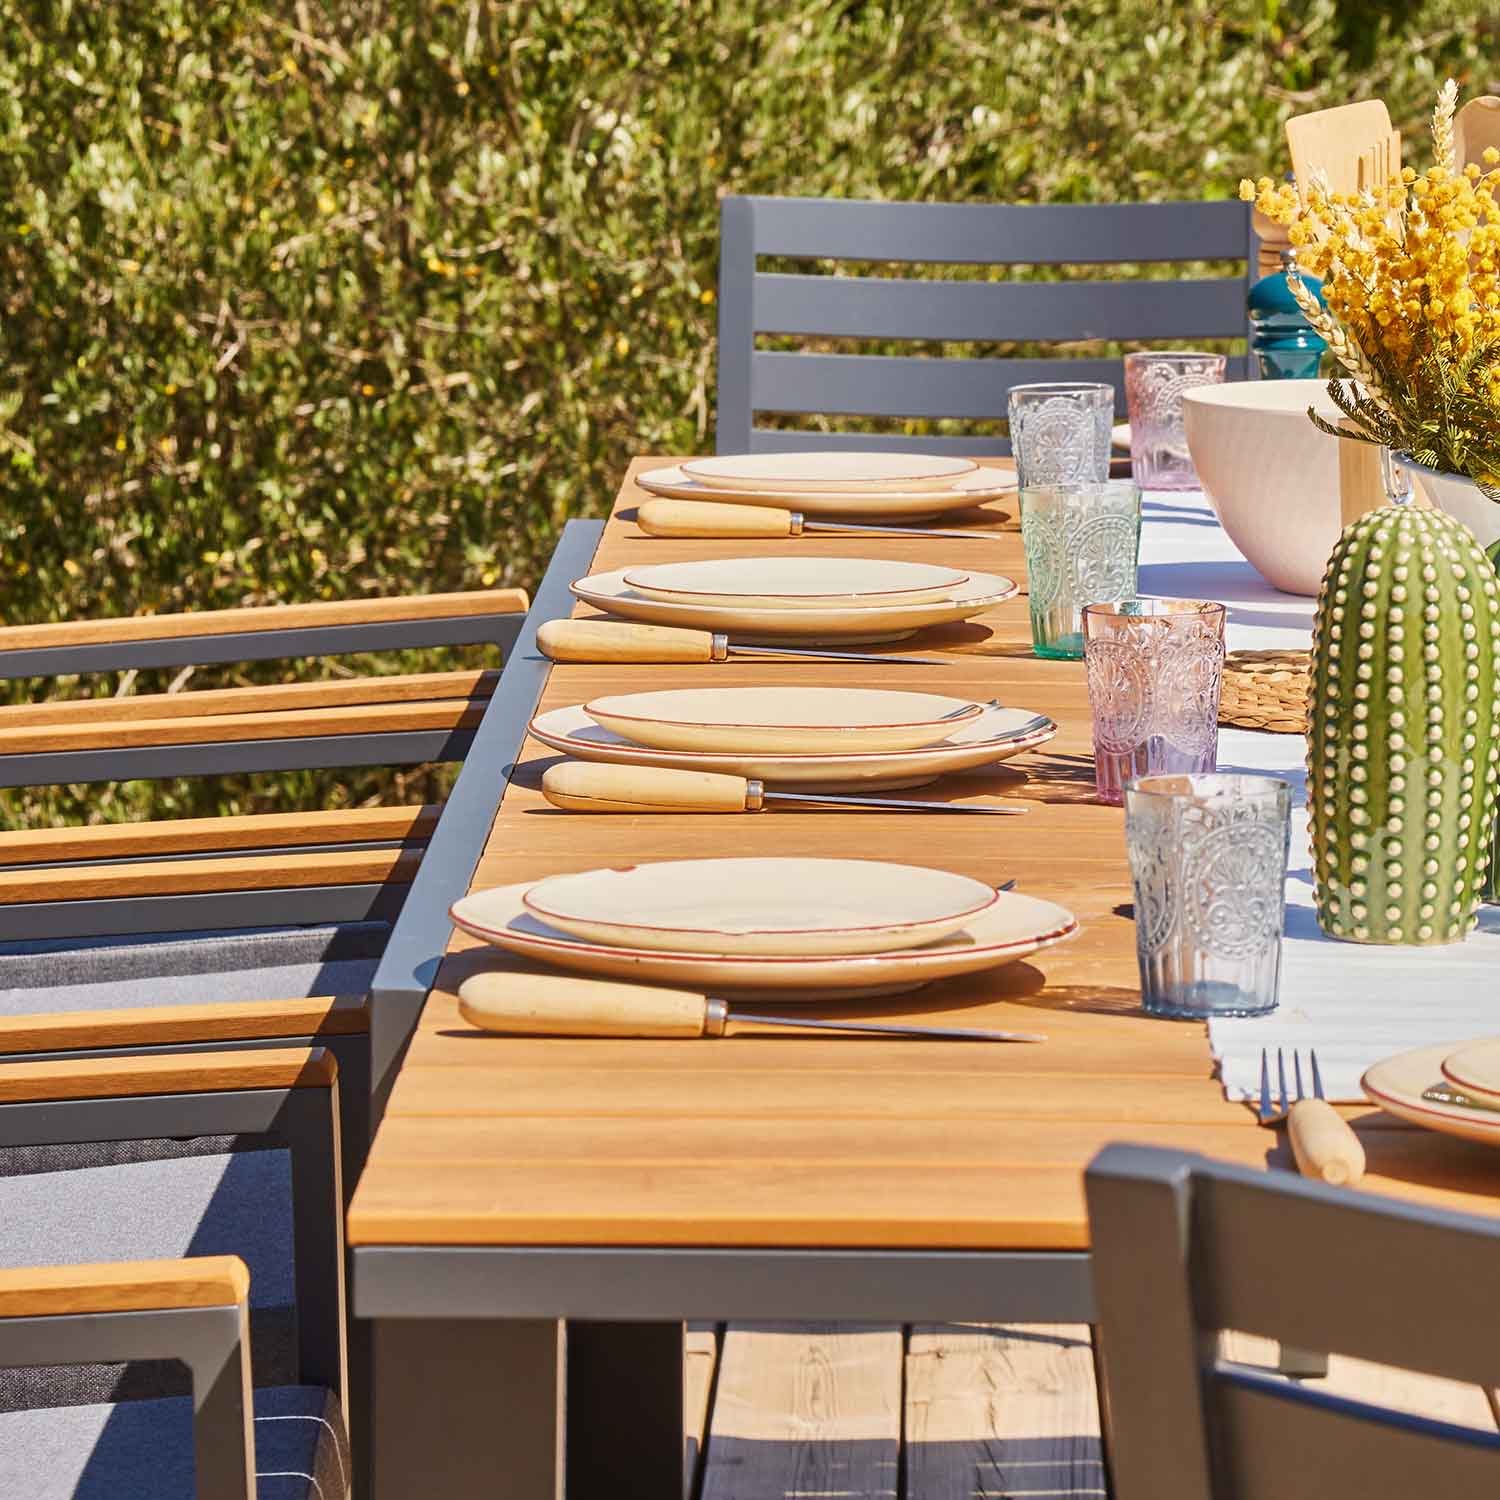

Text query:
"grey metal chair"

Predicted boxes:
[[0, 1048, 348, 1498], [0, 587, 530, 1170], [1085, 1143, 1500, 1499], [716, 194, 1257, 454]]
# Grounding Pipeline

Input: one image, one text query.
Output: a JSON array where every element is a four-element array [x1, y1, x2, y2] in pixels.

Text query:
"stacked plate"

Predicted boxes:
[[530, 685, 1056, 790], [573, 555, 1017, 644], [1363, 1039, 1500, 1146], [636, 451, 1014, 521], [450, 856, 1078, 998]]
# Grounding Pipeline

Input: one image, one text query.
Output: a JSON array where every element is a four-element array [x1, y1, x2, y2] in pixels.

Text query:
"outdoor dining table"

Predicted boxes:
[[348, 458, 1500, 1499]]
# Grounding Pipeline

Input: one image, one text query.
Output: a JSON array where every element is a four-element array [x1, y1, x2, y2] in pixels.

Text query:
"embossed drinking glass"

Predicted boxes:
[[1019, 481, 1142, 659], [1082, 599, 1227, 805], [1124, 773, 1292, 1018], [1007, 383, 1113, 487], [1123, 351, 1227, 490]]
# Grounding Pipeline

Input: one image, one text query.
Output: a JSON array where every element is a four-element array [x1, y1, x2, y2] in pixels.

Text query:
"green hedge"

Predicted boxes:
[[0, 0, 1492, 822]]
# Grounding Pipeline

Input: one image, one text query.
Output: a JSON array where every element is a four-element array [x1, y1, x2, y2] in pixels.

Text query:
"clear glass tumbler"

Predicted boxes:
[[1123, 351, 1227, 490], [1124, 773, 1292, 1018], [1082, 599, 1227, 805], [1007, 382, 1113, 487], [1019, 481, 1142, 659]]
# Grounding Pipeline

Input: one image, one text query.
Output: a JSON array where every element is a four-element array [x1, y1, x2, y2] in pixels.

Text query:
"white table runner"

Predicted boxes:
[[1136, 493, 1500, 1103]]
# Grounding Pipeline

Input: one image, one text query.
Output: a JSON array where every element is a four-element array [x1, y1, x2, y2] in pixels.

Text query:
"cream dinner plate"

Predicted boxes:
[[570, 567, 1017, 643], [527, 703, 1057, 790], [518, 857, 998, 957], [621, 556, 968, 611], [582, 686, 984, 754], [680, 451, 976, 495], [1439, 1037, 1500, 1102], [1362, 1042, 1500, 1146], [450, 880, 1079, 996], [635, 464, 1014, 519]]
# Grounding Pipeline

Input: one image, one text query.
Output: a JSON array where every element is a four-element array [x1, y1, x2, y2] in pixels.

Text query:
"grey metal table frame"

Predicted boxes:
[[354, 516, 1095, 1499]]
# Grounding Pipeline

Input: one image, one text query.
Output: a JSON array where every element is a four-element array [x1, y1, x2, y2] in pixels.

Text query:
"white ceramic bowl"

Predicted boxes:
[[1182, 380, 1344, 596], [1395, 455, 1500, 549]]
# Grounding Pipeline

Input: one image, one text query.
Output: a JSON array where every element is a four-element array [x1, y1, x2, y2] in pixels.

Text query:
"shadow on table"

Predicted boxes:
[[1007, 751, 1106, 805], [1353, 1128, 1500, 1196], [1003, 982, 1155, 1020], [1142, 498, 1222, 528], [1138, 557, 1312, 612]]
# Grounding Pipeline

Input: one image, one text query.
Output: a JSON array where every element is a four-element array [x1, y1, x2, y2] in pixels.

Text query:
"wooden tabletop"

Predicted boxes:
[[347, 459, 1500, 1250]]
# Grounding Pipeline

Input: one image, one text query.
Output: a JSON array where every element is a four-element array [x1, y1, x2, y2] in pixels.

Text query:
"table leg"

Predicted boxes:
[[372, 1317, 564, 1498], [566, 1321, 685, 1500]]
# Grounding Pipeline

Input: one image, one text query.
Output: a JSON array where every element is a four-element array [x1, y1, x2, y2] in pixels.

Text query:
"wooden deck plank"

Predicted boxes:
[[700, 1325, 902, 1500], [685, 1323, 720, 1500], [905, 1325, 1104, 1500]]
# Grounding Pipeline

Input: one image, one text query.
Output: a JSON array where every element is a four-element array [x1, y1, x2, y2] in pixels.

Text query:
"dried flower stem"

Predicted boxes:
[[1433, 78, 1458, 175], [1287, 271, 1394, 414]]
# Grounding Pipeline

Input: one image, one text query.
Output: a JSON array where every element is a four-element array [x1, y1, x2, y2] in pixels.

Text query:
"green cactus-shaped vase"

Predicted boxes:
[[1308, 504, 1500, 943], [1485, 538, 1500, 904]]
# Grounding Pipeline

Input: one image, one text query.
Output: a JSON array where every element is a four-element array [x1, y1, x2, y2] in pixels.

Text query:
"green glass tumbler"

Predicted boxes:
[[1019, 480, 1142, 659]]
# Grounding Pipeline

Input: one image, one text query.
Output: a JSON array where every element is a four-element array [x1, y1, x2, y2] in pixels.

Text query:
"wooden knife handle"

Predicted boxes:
[[637, 498, 795, 538], [1288, 1099, 1366, 1186], [458, 969, 710, 1037], [536, 619, 717, 663], [541, 761, 750, 813]]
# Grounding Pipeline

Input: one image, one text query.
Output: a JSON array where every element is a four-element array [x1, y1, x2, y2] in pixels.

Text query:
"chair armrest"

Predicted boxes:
[[0, 1045, 336, 1105], [0, 589, 530, 654], [0, 671, 495, 735], [0, 1255, 249, 1320], [0, 1256, 257, 1499], [0, 996, 369, 1056], [0, 803, 438, 867]]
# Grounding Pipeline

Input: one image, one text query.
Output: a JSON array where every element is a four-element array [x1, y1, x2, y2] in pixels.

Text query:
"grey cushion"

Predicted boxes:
[[0, 1151, 295, 1408], [0, 922, 388, 1017], [0, 1383, 349, 1499]]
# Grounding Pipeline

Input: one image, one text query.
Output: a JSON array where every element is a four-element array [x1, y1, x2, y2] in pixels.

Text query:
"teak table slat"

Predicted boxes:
[[349, 459, 1500, 1499], [350, 459, 1500, 1255]]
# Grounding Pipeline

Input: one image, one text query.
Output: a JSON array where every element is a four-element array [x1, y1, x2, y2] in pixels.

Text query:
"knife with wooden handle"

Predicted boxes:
[[1287, 1100, 1366, 1186], [458, 969, 1045, 1042], [636, 497, 998, 542], [540, 761, 1028, 815], [535, 619, 944, 666]]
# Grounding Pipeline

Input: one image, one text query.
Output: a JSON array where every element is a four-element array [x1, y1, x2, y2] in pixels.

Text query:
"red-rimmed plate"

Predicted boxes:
[[450, 879, 1077, 998], [526, 702, 1056, 791], [1362, 1042, 1500, 1146], [519, 857, 998, 957]]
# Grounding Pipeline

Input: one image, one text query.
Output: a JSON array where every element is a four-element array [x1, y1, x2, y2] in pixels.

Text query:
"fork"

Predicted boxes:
[[1258, 1046, 1367, 1186]]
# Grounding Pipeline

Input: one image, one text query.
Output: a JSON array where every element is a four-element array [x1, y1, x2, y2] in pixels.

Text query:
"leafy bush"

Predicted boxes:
[[0, 0, 1494, 823]]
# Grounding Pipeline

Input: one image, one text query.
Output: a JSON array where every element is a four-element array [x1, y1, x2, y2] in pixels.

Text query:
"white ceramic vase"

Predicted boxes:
[[1392, 453, 1500, 550]]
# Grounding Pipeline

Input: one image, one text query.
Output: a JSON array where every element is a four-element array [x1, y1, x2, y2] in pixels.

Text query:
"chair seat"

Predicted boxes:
[[0, 1151, 294, 1408], [0, 922, 387, 1016], [0, 1383, 349, 1499]]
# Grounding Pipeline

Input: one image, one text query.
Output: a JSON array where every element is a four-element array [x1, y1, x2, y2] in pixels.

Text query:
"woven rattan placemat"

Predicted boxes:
[[1219, 648, 1310, 734]]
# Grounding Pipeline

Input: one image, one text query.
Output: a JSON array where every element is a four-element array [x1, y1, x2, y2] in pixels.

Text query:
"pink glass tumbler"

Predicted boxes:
[[1124, 351, 1227, 490], [1082, 599, 1227, 805]]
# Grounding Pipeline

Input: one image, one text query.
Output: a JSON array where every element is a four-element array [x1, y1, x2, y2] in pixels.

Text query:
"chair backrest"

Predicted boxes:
[[716, 195, 1257, 455], [1085, 1144, 1500, 1500]]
